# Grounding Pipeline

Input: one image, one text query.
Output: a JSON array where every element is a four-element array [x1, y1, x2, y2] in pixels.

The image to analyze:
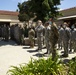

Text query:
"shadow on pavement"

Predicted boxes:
[[62, 59, 70, 64], [0, 40, 17, 46], [61, 50, 74, 54], [33, 53, 44, 57], [27, 49, 39, 53], [23, 46, 30, 49]]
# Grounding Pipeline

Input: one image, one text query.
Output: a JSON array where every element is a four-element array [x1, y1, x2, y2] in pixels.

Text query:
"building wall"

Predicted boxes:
[[0, 14, 22, 26]]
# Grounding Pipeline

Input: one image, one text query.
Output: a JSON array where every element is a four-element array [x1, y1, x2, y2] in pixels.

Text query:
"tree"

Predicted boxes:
[[27, 0, 62, 22], [17, 1, 34, 22], [18, 0, 62, 23]]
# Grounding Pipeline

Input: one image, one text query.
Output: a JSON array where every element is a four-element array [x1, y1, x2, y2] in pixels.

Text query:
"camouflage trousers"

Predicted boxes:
[[50, 43, 57, 60], [20, 35, 24, 45], [58, 38, 63, 49], [74, 40, 76, 52], [45, 40, 50, 53], [70, 40, 76, 52], [37, 37, 43, 50], [29, 36, 34, 48], [63, 41, 69, 56]]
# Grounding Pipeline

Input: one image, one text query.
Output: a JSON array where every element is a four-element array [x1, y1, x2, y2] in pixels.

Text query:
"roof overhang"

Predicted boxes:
[[58, 15, 76, 20], [0, 19, 19, 23], [0, 19, 11, 22]]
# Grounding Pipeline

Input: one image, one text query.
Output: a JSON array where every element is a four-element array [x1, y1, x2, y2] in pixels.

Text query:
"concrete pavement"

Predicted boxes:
[[0, 40, 76, 75]]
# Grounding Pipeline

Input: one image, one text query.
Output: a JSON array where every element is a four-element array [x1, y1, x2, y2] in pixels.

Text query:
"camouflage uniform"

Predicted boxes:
[[10, 25, 15, 40], [19, 26, 24, 45], [3, 25, 9, 41], [49, 23, 59, 60], [45, 24, 51, 54], [3, 25, 6, 40], [14, 24, 20, 44], [5, 26, 9, 41], [58, 27, 64, 50], [28, 28, 35, 48], [1, 25, 4, 39], [35, 24, 44, 50], [62, 26, 71, 57], [70, 28, 76, 52], [0, 26, 2, 37]]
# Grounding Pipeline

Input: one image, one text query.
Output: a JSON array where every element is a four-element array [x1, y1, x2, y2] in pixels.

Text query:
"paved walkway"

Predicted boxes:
[[0, 40, 76, 75]]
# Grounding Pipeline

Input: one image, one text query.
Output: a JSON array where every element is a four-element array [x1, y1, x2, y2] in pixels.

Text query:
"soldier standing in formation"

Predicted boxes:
[[0, 26, 2, 38], [73, 24, 76, 52], [44, 22, 51, 54], [58, 24, 64, 50], [3, 24, 9, 41], [70, 23, 76, 52], [14, 24, 20, 44], [35, 20, 45, 51], [49, 22, 59, 60], [18, 25, 24, 45], [3, 25, 6, 40], [28, 27, 35, 48], [10, 25, 15, 40], [62, 22, 71, 57]]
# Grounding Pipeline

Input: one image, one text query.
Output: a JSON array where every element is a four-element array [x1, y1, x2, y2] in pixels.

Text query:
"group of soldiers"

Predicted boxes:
[[10, 24, 24, 45], [0, 24, 24, 45], [58, 22, 76, 57], [28, 18, 76, 59], [0, 25, 9, 41], [0, 19, 76, 59], [28, 18, 59, 60]]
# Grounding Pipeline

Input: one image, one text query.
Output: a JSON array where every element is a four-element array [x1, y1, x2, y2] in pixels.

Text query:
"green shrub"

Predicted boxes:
[[7, 56, 68, 75], [68, 57, 76, 75]]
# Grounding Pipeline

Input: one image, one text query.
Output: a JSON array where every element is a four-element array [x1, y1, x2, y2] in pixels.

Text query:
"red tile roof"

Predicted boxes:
[[0, 10, 19, 16]]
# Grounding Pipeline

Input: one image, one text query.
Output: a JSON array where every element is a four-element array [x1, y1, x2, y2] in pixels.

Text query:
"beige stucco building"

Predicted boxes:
[[0, 10, 22, 26]]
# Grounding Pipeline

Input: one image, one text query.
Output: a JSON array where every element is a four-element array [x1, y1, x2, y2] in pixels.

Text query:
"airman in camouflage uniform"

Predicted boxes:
[[1, 26, 3, 39], [10, 25, 15, 40], [0, 26, 2, 38], [28, 27, 35, 48], [35, 20, 45, 51], [70, 24, 76, 52], [3, 25, 6, 40], [3, 24, 9, 41], [58, 25, 64, 50], [18, 25, 24, 45], [49, 22, 59, 60], [14, 24, 20, 44], [62, 22, 71, 57], [44, 22, 51, 54]]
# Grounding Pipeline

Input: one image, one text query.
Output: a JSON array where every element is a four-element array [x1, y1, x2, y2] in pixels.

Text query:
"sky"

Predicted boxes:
[[0, 0, 76, 11]]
